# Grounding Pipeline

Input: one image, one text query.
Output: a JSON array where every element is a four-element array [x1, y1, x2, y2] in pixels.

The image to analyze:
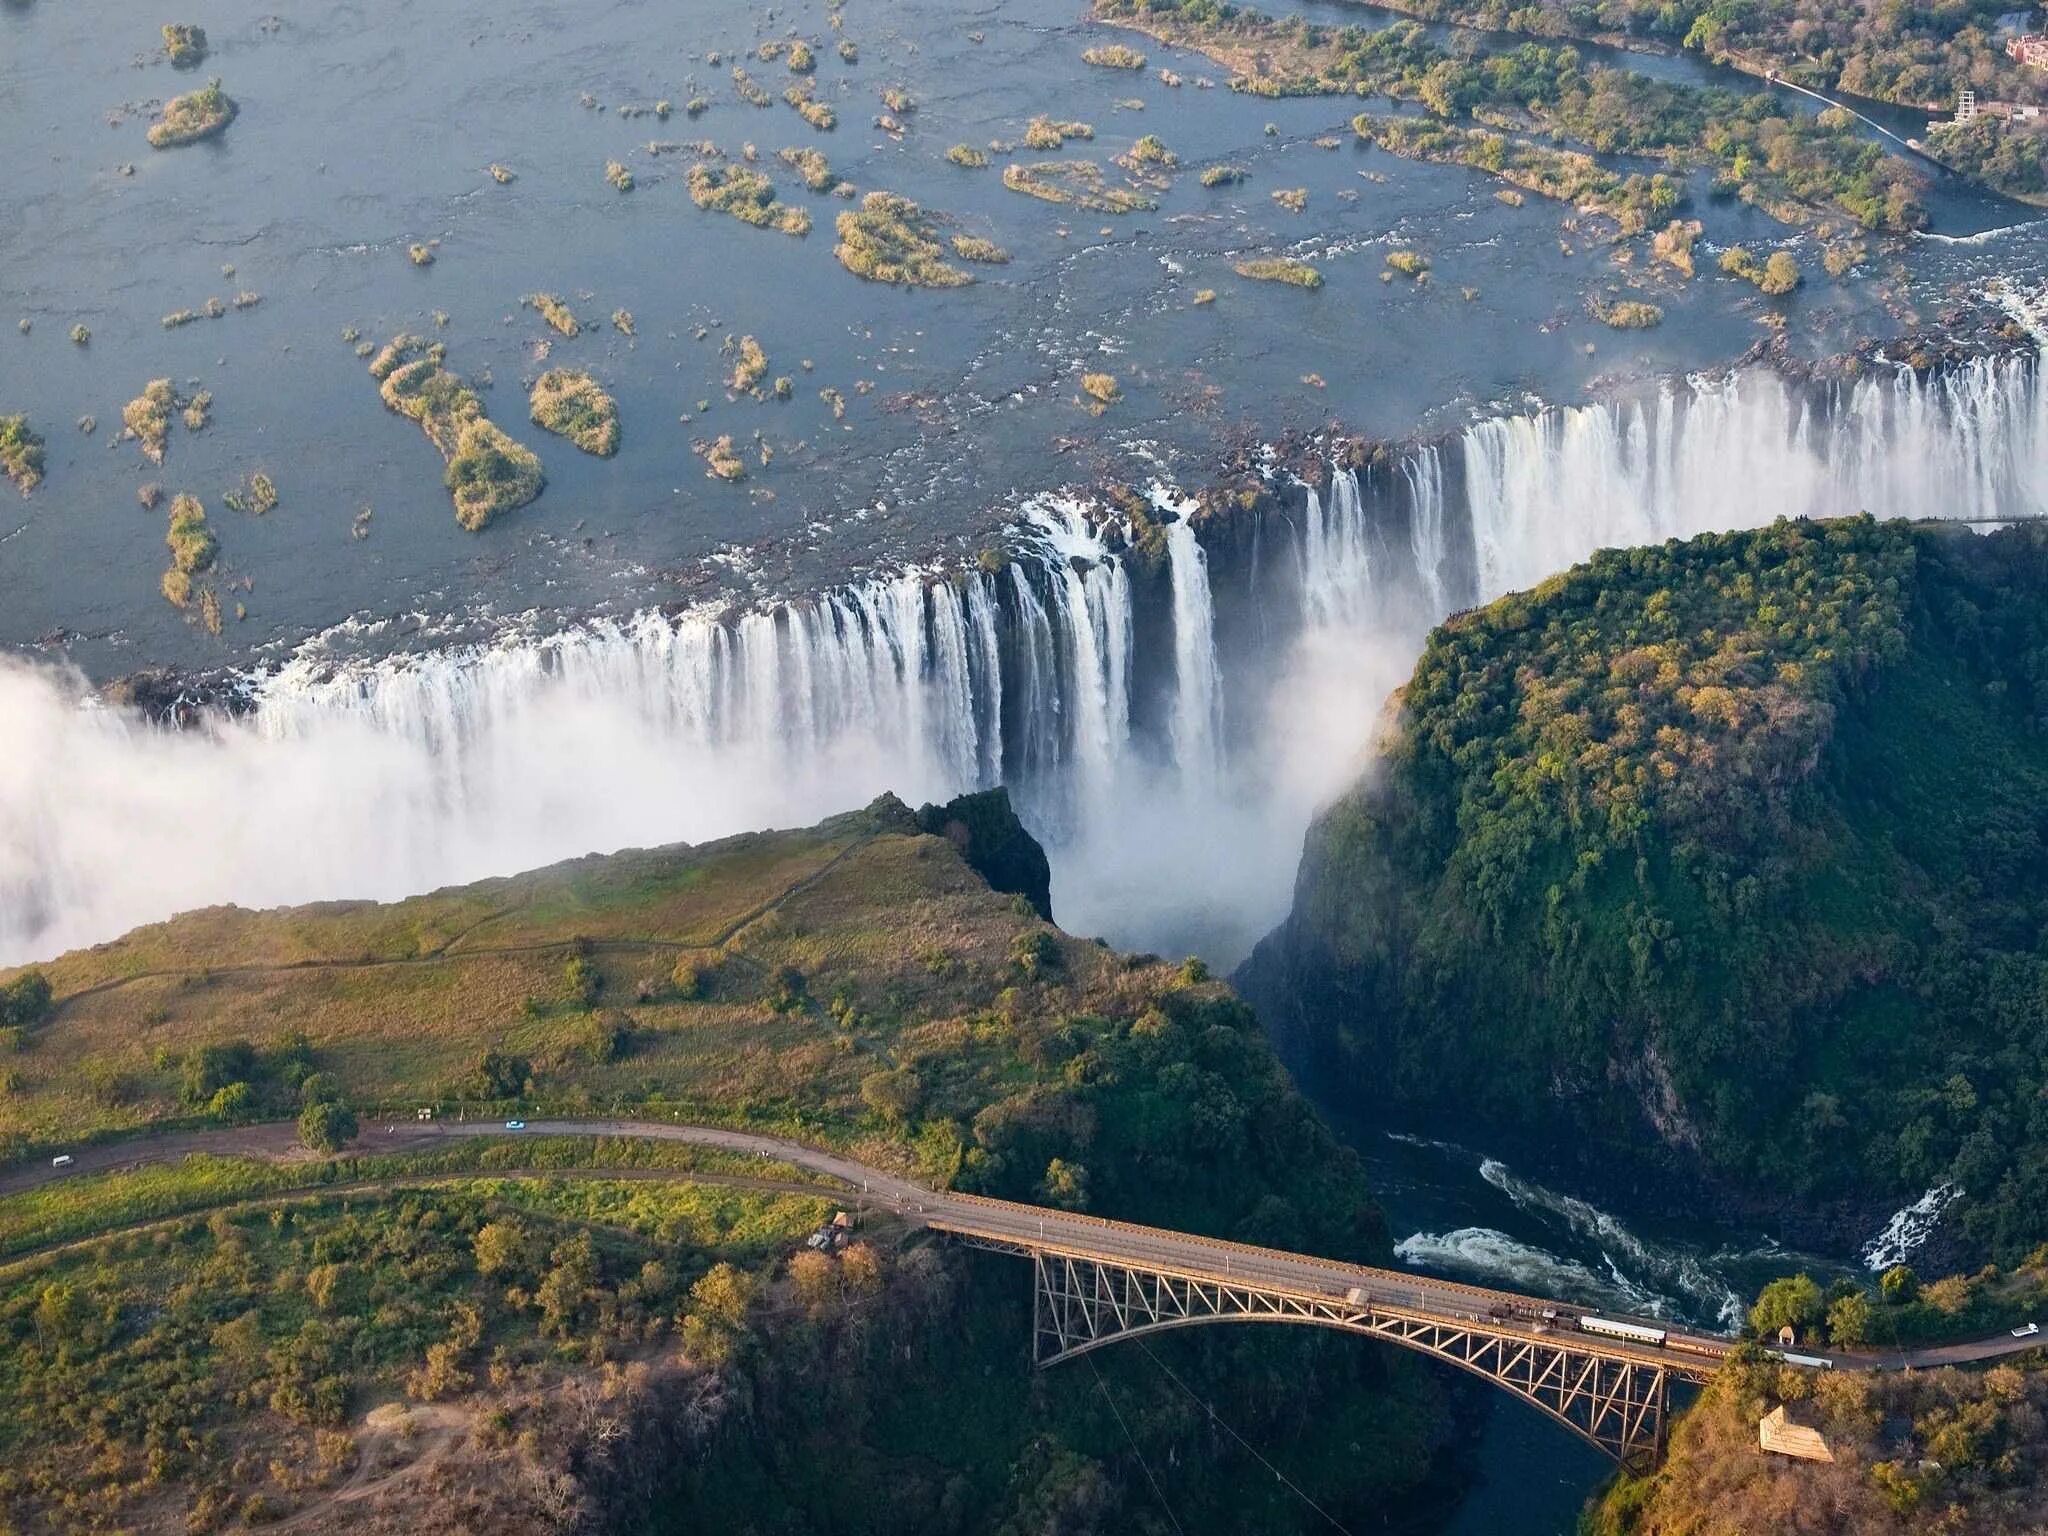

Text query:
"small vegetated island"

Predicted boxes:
[[368, 335, 543, 530], [147, 77, 237, 148], [0, 793, 1456, 1533], [528, 368, 620, 456], [687, 162, 812, 235], [0, 414, 45, 494], [1091, 0, 1930, 232], [834, 192, 973, 287], [160, 23, 207, 68]]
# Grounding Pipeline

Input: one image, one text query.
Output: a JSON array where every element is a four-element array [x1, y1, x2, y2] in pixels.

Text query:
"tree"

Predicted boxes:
[[299, 1072, 341, 1106], [406, 1341, 473, 1401], [564, 955, 601, 1007], [181, 1039, 256, 1106], [297, 1098, 357, 1153], [841, 1242, 883, 1297], [468, 1050, 531, 1100], [861, 1067, 925, 1126], [1748, 1273, 1825, 1340], [0, 969, 53, 1029], [1826, 1289, 1872, 1347], [688, 1261, 756, 1329], [788, 1249, 838, 1315], [1758, 250, 1801, 295], [1879, 1264, 1918, 1304], [1039, 1157, 1090, 1210], [473, 1219, 530, 1279], [207, 1081, 257, 1124]]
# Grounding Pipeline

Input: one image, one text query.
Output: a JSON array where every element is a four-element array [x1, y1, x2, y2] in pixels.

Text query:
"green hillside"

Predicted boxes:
[[0, 791, 1453, 1533], [1249, 518, 2048, 1263]]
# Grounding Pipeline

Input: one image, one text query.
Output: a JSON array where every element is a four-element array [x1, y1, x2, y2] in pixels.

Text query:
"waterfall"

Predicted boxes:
[[3, 351, 2045, 969], [1458, 355, 2048, 604], [1165, 517, 1224, 786], [1402, 446, 1447, 614]]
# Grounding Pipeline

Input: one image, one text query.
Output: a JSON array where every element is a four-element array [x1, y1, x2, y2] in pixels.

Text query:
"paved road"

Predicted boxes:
[[5, 1117, 2039, 1376]]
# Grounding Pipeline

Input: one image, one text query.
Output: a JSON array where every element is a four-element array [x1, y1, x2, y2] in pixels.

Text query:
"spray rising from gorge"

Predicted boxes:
[[3, 353, 2046, 968]]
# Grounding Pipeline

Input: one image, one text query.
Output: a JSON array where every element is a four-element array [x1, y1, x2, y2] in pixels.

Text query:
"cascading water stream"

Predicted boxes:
[[3, 351, 2045, 967]]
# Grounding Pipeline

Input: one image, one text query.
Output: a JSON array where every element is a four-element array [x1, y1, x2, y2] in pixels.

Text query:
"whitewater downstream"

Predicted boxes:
[[3, 352, 2047, 968]]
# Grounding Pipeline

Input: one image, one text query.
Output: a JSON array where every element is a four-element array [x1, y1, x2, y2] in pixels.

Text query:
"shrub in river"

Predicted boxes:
[[1719, 245, 1759, 280], [1758, 250, 1801, 295], [1272, 186, 1307, 211], [368, 334, 544, 530], [1385, 249, 1428, 277], [1192, 288, 1216, 304], [160, 568, 191, 607], [181, 390, 211, 432], [162, 24, 208, 67], [0, 416, 45, 494], [223, 471, 278, 514], [122, 379, 177, 464], [164, 493, 217, 574], [1080, 372, 1120, 411], [605, 160, 635, 191], [1822, 239, 1866, 278], [408, 243, 436, 267], [880, 86, 914, 114], [701, 434, 746, 480], [232, 290, 261, 309], [1001, 160, 1155, 213], [69, 324, 89, 345], [1127, 133, 1175, 166], [1200, 163, 1246, 187], [489, 163, 516, 184], [785, 82, 836, 129], [138, 482, 163, 509], [688, 163, 811, 235], [1024, 117, 1093, 150], [946, 144, 991, 169], [787, 40, 816, 72], [951, 234, 1009, 263], [612, 308, 635, 336], [1589, 296, 1663, 328], [1233, 256, 1322, 288], [528, 368, 620, 456], [838, 39, 858, 62], [445, 421, 545, 532], [732, 67, 773, 107], [728, 335, 770, 394], [147, 78, 236, 148], [819, 386, 846, 418], [778, 145, 836, 190], [162, 309, 200, 328], [833, 191, 973, 287], [1650, 218, 1700, 278], [1082, 43, 1146, 69], [523, 293, 579, 337]]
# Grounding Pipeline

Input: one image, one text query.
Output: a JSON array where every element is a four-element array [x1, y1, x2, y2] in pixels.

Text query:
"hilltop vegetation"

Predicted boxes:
[[1589, 1348, 2048, 1535], [1249, 519, 2048, 1266], [0, 791, 1456, 1532]]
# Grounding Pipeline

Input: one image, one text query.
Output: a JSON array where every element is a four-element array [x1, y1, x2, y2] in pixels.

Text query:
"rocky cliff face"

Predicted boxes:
[[1242, 518, 2048, 1266]]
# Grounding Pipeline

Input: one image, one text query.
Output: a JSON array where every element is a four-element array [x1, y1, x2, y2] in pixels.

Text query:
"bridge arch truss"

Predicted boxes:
[[999, 1245, 1696, 1473]]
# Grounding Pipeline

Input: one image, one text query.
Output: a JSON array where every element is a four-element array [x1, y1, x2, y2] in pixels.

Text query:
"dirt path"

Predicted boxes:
[[256, 1403, 468, 1534]]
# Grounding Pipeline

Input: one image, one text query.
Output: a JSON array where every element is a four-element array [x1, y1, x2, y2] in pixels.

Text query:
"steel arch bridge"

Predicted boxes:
[[957, 1238, 1714, 1473]]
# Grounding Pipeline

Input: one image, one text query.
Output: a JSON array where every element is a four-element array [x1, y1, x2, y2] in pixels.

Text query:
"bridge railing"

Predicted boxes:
[[932, 1189, 1630, 1327]]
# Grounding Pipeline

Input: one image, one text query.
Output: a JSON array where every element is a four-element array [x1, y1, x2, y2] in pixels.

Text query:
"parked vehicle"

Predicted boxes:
[[2014, 1322, 2040, 1338], [504, 1120, 527, 1130], [50, 1154, 72, 1168]]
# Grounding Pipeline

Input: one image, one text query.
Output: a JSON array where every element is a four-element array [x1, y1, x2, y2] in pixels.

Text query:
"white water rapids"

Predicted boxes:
[[3, 353, 2046, 967]]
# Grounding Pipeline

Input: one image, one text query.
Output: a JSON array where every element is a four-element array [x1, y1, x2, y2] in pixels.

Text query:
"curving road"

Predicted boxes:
[[3, 1117, 2038, 1377]]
